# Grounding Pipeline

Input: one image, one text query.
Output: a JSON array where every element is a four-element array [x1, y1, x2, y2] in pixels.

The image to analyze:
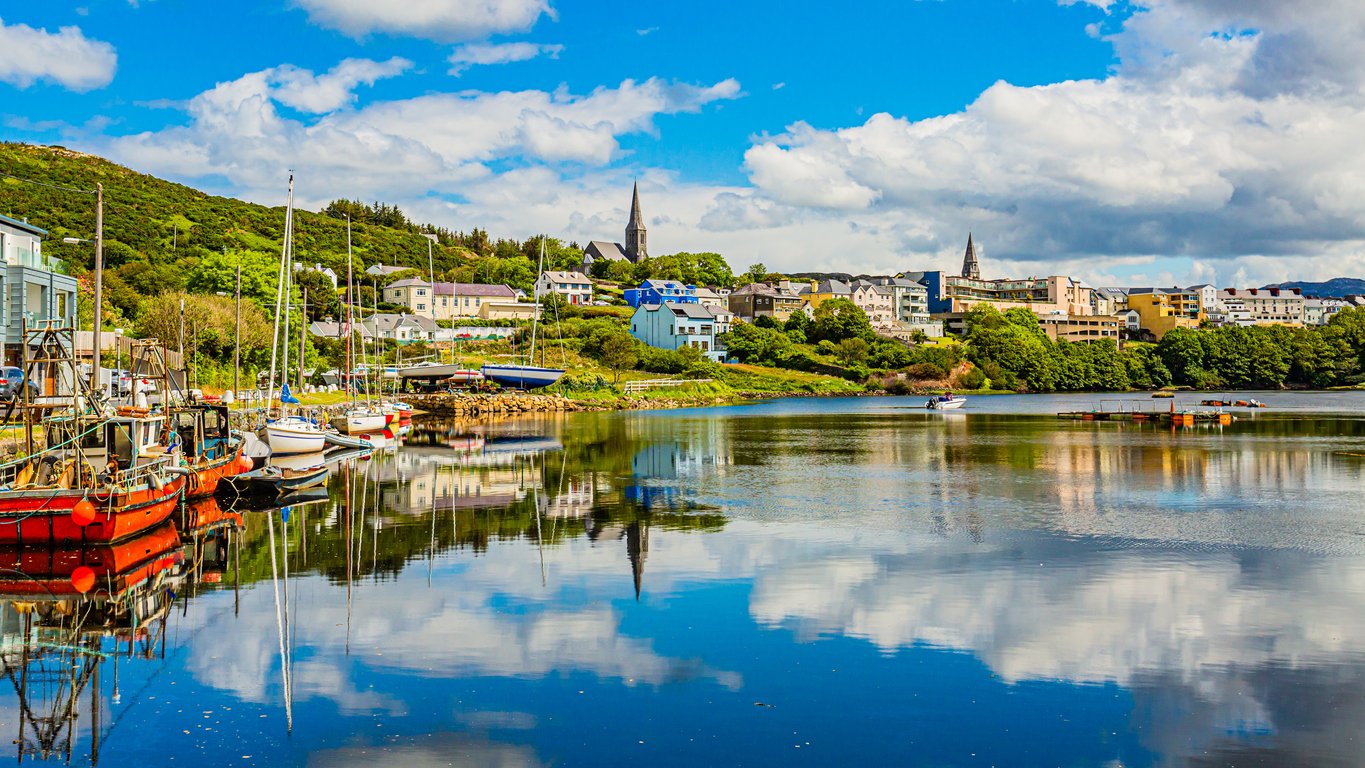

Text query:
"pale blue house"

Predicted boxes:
[[624, 279, 698, 309], [629, 301, 729, 362], [1, 214, 79, 366]]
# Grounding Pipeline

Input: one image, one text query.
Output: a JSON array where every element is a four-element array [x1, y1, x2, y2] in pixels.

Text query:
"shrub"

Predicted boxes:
[[958, 365, 987, 390], [905, 362, 948, 381]]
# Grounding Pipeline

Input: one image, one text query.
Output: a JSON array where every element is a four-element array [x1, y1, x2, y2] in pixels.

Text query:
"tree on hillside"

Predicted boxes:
[[743, 263, 768, 284], [599, 335, 639, 385], [810, 298, 874, 344], [186, 250, 281, 306]]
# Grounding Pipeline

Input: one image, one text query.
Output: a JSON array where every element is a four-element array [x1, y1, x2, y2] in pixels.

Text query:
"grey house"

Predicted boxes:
[[1, 214, 79, 366]]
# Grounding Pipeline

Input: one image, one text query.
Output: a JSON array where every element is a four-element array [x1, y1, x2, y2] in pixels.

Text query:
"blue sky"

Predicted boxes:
[[3, 1, 1364, 285]]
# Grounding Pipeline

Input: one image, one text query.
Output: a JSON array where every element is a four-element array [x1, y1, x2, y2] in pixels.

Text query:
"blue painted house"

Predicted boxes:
[[629, 301, 729, 362], [1, 214, 79, 366], [624, 279, 698, 309]]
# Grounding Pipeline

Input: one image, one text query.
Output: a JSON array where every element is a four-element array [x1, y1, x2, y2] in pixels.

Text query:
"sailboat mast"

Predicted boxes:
[[265, 175, 294, 415], [346, 217, 355, 409], [529, 238, 544, 363]]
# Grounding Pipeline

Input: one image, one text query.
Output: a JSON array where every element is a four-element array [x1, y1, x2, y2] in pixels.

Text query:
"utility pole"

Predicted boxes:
[[179, 296, 186, 387], [92, 182, 104, 395], [234, 261, 242, 398]]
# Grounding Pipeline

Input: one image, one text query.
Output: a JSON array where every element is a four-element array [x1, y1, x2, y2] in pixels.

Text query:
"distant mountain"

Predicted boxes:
[[1266, 278, 1365, 298]]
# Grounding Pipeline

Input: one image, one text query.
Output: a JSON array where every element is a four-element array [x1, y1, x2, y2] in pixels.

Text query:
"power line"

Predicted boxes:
[[0, 169, 96, 195]]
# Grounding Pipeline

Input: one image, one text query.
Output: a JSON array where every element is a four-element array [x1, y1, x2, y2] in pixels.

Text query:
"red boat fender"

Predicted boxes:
[[71, 566, 96, 593], [237, 455, 254, 473], [72, 499, 97, 527]]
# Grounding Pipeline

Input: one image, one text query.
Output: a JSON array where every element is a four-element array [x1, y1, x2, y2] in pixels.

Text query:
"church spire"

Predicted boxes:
[[961, 232, 980, 280], [625, 180, 648, 261]]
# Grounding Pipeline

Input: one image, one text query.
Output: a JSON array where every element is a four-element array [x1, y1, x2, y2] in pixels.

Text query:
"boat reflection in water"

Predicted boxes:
[[6, 404, 1365, 765], [0, 523, 184, 764]]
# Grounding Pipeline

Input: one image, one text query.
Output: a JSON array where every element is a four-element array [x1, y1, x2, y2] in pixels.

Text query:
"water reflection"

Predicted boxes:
[[2, 403, 1365, 765]]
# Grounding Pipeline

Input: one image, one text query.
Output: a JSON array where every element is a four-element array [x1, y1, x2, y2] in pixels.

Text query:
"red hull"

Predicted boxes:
[[0, 475, 185, 545], [176, 496, 244, 533], [185, 448, 245, 499], [0, 522, 182, 598]]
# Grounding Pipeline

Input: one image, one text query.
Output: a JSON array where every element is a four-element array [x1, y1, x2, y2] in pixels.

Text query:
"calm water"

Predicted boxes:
[[5, 394, 1365, 766]]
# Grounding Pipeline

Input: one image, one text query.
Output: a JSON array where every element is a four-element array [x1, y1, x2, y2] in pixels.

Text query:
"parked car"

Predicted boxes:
[[0, 366, 39, 402]]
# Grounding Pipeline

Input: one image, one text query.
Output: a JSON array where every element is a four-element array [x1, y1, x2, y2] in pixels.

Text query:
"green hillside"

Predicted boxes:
[[0, 142, 490, 312]]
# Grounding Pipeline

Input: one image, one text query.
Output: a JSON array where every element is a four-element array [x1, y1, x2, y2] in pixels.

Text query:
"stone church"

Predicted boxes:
[[582, 182, 648, 271]]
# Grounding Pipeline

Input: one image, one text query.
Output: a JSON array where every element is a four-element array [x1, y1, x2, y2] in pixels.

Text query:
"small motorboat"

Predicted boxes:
[[926, 394, 966, 410], [1234, 399, 1268, 408], [226, 464, 330, 496], [323, 429, 372, 449]]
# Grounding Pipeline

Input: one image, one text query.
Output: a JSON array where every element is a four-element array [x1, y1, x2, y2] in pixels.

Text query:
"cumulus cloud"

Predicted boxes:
[[294, 0, 553, 42], [99, 67, 742, 212], [0, 17, 116, 91], [447, 42, 563, 76], [270, 57, 411, 114], [721, 0, 1365, 284]]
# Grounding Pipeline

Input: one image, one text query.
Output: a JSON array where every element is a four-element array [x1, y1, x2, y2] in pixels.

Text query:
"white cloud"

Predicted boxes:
[[271, 57, 412, 114], [294, 0, 553, 42], [0, 17, 116, 91], [705, 0, 1365, 284], [100, 67, 742, 213], [448, 42, 563, 76]]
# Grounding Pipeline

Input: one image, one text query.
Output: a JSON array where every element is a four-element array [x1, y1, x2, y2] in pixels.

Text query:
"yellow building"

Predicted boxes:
[[1128, 288, 1204, 339], [799, 279, 853, 310]]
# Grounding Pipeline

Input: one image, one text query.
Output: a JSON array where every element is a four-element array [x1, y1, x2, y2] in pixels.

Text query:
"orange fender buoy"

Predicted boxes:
[[72, 499, 97, 527]]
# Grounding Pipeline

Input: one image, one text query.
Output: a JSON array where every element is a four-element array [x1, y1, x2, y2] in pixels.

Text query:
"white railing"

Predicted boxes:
[[622, 378, 712, 394]]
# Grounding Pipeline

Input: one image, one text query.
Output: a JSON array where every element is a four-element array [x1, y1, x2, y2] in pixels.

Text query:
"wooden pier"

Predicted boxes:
[[1058, 401, 1234, 426]]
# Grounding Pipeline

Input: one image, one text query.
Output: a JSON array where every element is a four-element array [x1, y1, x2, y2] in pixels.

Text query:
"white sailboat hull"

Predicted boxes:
[[343, 410, 388, 433], [265, 418, 327, 455], [397, 363, 484, 381]]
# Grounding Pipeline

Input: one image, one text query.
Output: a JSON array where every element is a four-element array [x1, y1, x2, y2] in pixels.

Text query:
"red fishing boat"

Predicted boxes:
[[0, 411, 189, 545], [170, 402, 250, 498]]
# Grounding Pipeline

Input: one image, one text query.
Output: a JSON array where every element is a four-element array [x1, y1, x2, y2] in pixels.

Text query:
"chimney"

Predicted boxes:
[[779, 279, 793, 293]]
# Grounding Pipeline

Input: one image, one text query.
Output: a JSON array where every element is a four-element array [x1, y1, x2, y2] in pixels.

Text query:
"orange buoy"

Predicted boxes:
[[72, 499, 97, 527], [237, 455, 254, 473], [71, 566, 96, 593]]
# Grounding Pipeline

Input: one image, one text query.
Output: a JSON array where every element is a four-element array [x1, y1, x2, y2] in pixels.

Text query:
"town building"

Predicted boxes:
[[1304, 298, 1348, 325], [799, 279, 853, 310], [850, 281, 898, 330], [1187, 284, 1218, 313], [728, 281, 804, 322], [1036, 313, 1123, 342], [364, 264, 412, 278], [1127, 288, 1204, 339], [536, 271, 594, 305], [629, 301, 728, 361], [624, 279, 697, 308], [383, 280, 518, 320], [1216, 287, 1305, 326], [582, 182, 649, 271], [1, 214, 79, 367], [693, 286, 728, 311]]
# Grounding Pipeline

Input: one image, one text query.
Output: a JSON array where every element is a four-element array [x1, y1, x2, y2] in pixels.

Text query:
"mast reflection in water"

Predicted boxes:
[[3, 398, 1365, 766]]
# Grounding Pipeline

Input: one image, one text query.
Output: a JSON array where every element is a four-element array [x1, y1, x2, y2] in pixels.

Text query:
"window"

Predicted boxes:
[[417, 303, 426, 311], [417, 289, 427, 297]]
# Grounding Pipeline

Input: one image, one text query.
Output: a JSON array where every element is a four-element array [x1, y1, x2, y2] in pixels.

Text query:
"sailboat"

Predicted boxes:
[[481, 238, 565, 390], [339, 217, 388, 434], [264, 175, 326, 455]]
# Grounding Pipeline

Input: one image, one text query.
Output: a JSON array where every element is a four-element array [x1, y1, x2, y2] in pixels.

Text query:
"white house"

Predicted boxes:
[[537, 271, 594, 305], [629, 302, 727, 361]]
